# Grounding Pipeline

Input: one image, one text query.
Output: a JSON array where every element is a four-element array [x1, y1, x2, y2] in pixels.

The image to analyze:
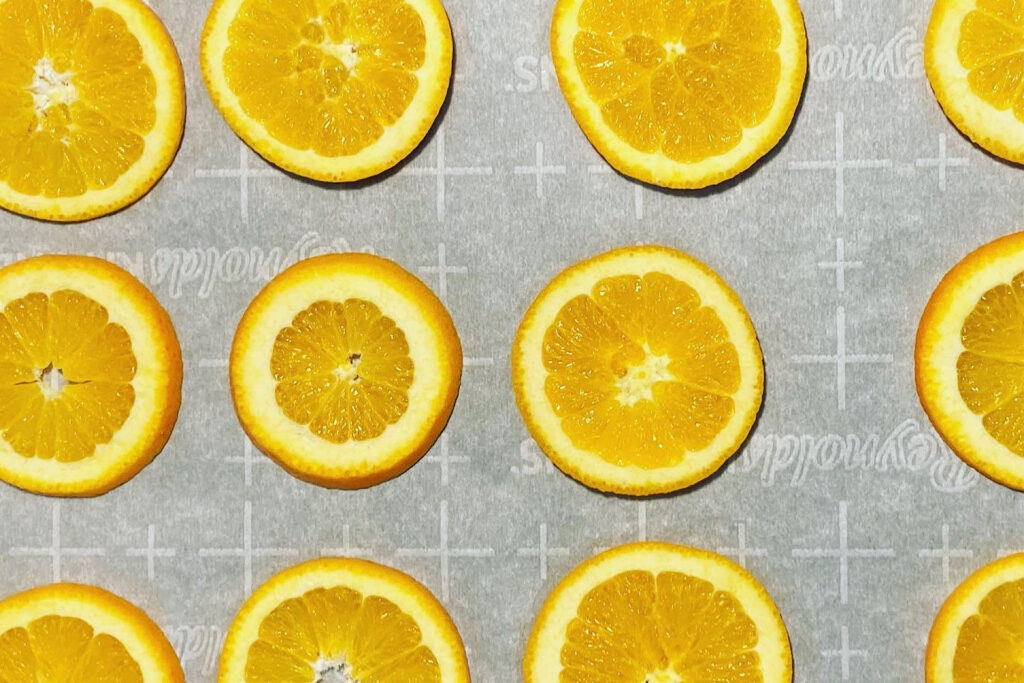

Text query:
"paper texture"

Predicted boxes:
[[0, 0, 1015, 680]]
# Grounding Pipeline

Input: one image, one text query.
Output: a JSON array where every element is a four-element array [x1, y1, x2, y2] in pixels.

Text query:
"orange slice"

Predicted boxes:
[[200, 0, 453, 182], [926, 553, 1024, 682], [0, 582, 183, 681], [0, 255, 181, 496], [230, 253, 461, 488], [550, 0, 807, 188], [916, 231, 1024, 490], [0, 0, 185, 221], [217, 557, 470, 683], [512, 245, 763, 495], [926, 0, 1024, 163], [524, 542, 792, 683]]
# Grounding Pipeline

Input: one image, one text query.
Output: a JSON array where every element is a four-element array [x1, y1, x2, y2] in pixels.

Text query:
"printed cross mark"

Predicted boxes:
[[717, 522, 767, 569], [792, 501, 895, 604], [395, 500, 495, 601], [425, 433, 470, 486], [822, 625, 868, 681], [199, 501, 299, 597], [788, 112, 892, 218], [514, 142, 566, 199], [791, 306, 893, 411], [819, 238, 863, 294], [404, 127, 493, 222], [916, 133, 969, 192], [919, 524, 973, 585], [418, 242, 467, 302], [194, 142, 281, 226], [225, 436, 273, 488], [517, 523, 569, 581], [126, 524, 176, 582], [594, 501, 648, 554], [320, 525, 373, 558], [10, 501, 105, 583]]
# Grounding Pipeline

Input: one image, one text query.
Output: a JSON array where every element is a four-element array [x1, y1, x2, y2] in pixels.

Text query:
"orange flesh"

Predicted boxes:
[[223, 0, 426, 156], [957, 273, 1024, 455], [0, 0, 156, 198], [958, 0, 1024, 120], [271, 299, 414, 443], [571, 0, 782, 162], [245, 586, 440, 683], [542, 272, 739, 469], [0, 290, 136, 461], [0, 615, 142, 682], [953, 578, 1024, 681], [560, 570, 761, 682]]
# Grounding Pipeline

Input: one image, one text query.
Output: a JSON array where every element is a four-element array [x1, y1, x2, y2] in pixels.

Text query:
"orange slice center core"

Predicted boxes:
[[0, 289, 137, 462], [957, 3, 1024, 121], [953, 578, 1024, 680], [542, 271, 739, 469], [245, 585, 441, 682], [561, 569, 761, 680], [271, 298, 414, 444], [956, 273, 1024, 455], [0, 615, 141, 681], [570, 0, 783, 162], [223, 0, 427, 157], [0, 0, 158, 198]]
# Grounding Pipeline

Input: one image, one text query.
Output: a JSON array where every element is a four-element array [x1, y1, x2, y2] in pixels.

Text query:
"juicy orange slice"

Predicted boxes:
[[926, 553, 1024, 682], [0, 583, 183, 681], [218, 557, 469, 683], [524, 542, 792, 683], [550, 0, 806, 188], [512, 246, 763, 495], [0, 0, 184, 221], [230, 253, 461, 488], [926, 0, 1024, 162], [0, 255, 181, 496], [916, 231, 1024, 490], [200, 0, 452, 181]]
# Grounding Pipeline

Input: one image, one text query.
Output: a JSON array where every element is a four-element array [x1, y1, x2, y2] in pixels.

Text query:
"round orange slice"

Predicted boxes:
[[512, 245, 763, 495], [916, 231, 1024, 490], [0, 582, 184, 681], [0, 0, 185, 221], [524, 542, 792, 683], [217, 557, 470, 682], [230, 253, 462, 488], [200, 0, 453, 182], [926, 553, 1024, 682], [0, 255, 182, 496], [926, 0, 1024, 163], [550, 0, 807, 188]]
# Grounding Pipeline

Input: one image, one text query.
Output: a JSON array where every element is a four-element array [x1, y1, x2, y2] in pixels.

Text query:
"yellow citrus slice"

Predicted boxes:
[[200, 0, 452, 182], [926, 0, 1024, 163], [926, 553, 1024, 682], [0, 255, 181, 496], [0, 0, 185, 222], [915, 231, 1024, 490], [512, 245, 763, 495], [524, 542, 792, 683], [0, 582, 184, 681], [218, 557, 470, 683], [230, 253, 461, 488], [550, 0, 806, 189]]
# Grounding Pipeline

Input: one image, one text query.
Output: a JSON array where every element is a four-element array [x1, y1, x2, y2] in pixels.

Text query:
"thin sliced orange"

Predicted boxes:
[[525, 542, 792, 683], [551, 0, 807, 188], [217, 557, 469, 683], [200, 0, 452, 181], [0, 0, 184, 221], [512, 245, 763, 495], [917, 231, 1024, 490], [0, 255, 181, 496], [230, 253, 461, 488], [0, 582, 184, 681]]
